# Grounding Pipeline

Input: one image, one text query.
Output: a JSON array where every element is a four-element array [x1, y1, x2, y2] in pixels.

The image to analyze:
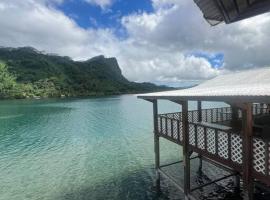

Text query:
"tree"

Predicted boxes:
[[0, 62, 17, 98]]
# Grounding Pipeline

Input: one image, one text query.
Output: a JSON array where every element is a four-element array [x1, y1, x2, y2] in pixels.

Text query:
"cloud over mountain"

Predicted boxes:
[[0, 0, 269, 85]]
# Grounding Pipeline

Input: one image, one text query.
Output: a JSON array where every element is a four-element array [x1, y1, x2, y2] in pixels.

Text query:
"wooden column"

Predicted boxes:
[[231, 106, 238, 125], [231, 105, 240, 191], [198, 101, 202, 122], [197, 101, 203, 173], [242, 103, 254, 200], [182, 101, 190, 199], [152, 100, 160, 193]]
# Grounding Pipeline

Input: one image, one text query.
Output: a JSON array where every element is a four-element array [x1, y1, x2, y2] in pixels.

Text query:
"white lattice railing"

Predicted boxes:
[[157, 104, 270, 185]]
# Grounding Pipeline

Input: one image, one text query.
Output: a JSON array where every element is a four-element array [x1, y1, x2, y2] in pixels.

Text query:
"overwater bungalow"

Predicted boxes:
[[138, 68, 270, 200]]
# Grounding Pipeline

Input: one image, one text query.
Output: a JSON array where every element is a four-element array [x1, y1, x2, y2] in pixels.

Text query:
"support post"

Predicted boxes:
[[197, 101, 203, 173], [198, 101, 202, 122], [152, 100, 160, 193], [231, 105, 240, 191], [242, 103, 254, 200], [182, 101, 190, 199], [231, 106, 238, 125]]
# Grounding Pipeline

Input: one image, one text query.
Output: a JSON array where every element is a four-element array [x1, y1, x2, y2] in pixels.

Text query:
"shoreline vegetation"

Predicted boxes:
[[0, 47, 172, 100]]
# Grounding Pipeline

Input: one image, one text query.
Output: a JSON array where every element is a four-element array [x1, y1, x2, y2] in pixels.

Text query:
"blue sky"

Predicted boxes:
[[58, 0, 153, 31]]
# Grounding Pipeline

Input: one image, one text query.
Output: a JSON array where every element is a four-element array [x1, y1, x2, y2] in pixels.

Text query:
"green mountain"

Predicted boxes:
[[0, 47, 169, 99]]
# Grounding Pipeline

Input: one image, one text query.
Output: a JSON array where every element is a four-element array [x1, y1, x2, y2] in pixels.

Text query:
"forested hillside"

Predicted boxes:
[[0, 47, 169, 99]]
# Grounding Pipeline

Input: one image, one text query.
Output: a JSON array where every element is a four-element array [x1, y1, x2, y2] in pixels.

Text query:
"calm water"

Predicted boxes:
[[0, 95, 230, 200]]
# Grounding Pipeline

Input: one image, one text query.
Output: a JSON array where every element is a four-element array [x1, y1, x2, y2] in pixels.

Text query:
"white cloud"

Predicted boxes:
[[84, 0, 113, 9], [0, 0, 269, 85]]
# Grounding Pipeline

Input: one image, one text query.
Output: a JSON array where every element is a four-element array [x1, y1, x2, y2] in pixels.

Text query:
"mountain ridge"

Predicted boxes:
[[0, 47, 170, 99]]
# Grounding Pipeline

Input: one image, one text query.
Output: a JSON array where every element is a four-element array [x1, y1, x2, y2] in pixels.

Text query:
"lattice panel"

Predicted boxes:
[[212, 109, 218, 123], [189, 124, 195, 146], [197, 126, 205, 150], [202, 110, 207, 122], [173, 113, 181, 120], [172, 120, 179, 140], [161, 117, 166, 135], [188, 112, 193, 123], [268, 142, 270, 176], [218, 131, 229, 159], [179, 122, 183, 142], [206, 128, 216, 154], [206, 110, 212, 123], [253, 138, 266, 174], [217, 108, 222, 122], [167, 119, 172, 137], [192, 111, 199, 123], [166, 113, 175, 119], [158, 117, 161, 133], [231, 134, 243, 164]]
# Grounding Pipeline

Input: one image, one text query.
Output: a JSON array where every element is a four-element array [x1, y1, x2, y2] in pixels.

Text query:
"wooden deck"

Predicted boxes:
[[157, 104, 270, 186]]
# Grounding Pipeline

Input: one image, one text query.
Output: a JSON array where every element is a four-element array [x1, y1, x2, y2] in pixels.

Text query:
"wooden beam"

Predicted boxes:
[[182, 101, 191, 198], [242, 103, 254, 200], [152, 100, 160, 193]]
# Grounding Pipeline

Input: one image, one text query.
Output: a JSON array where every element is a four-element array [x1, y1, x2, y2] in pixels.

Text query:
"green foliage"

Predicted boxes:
[[0, 62, 18, 98], [0, 47, 170, 99]]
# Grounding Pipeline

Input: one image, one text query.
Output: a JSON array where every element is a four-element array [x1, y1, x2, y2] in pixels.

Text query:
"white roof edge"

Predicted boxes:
[[138, 67, 270, 102]]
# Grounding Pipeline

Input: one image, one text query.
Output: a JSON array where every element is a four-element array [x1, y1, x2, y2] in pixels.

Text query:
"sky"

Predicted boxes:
[[0, 0, 270, 86]]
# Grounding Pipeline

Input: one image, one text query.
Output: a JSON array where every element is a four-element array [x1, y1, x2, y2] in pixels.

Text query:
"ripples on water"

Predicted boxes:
[[0, 96, 268, 200]]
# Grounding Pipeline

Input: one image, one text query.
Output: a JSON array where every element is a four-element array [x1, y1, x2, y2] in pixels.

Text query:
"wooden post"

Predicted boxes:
[[182, 101, 190, 199], [242, 103, 254, 200], [198, 101, 203, 173], [198, 101, 202, 122], [153, 100, 160, 193], [231, 106, 238, 125], [231, 105, 240, 191]]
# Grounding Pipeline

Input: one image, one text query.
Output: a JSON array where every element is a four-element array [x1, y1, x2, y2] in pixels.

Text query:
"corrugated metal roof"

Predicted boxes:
[[194, 0, 270, 25], [138, 68, 270, 102]]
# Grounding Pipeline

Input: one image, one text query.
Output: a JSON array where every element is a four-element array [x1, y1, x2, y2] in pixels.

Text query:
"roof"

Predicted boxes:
[[194, 0, 270, 25], [138, 67, 270, 103]]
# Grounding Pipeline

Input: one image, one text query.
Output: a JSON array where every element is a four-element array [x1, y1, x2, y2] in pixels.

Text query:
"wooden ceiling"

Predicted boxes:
[[194, 0, 270, 25]]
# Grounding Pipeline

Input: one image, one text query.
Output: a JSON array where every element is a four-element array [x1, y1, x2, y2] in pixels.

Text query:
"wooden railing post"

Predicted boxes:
[[198, 101, 203, 173], [182, 101, 191, 199], [242, 103, 254, 200], [152, 100, 160, 193], [198, 101, 202, 122]]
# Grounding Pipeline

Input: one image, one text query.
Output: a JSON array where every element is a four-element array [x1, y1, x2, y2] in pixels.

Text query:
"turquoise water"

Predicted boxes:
[[0, 95, 228, 200]]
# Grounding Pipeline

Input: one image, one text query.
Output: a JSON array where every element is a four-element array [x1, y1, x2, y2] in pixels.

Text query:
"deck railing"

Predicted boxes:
[[157, 104, 270, 185]]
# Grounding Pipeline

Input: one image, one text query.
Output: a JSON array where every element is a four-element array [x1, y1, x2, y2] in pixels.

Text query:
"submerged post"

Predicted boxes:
[[152, 99, 160, 193], [182, 101, 191, 199], [242, 103, 254, 200]]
